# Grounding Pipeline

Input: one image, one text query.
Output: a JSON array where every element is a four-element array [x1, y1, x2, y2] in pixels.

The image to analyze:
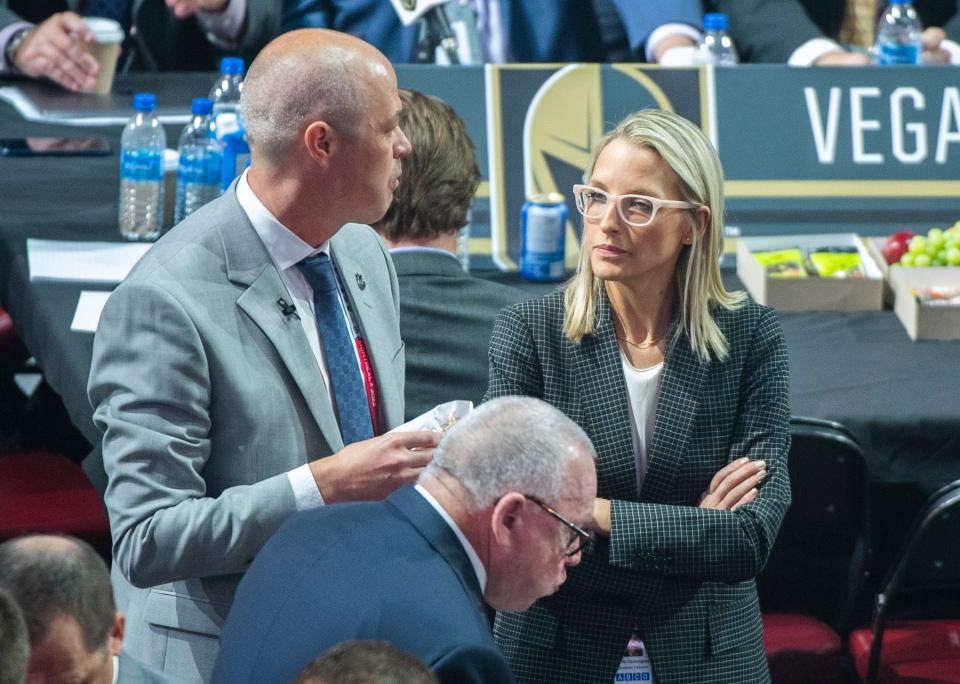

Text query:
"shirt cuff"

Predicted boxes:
[[0, 21, 32, 74], [789, 38, 844, 66], [940, 38, 960, 65], [645, 23, 701, 63], [287, 463, 326, 511], [196, 0, 246, 48]]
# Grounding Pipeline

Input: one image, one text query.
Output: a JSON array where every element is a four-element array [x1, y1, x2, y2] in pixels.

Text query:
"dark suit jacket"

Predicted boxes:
[[211, 486, 515, 684], [0, 0, 274, 71], [280, 0, 702, 62], [485, 290, 791, 683], [709, 0, 960, 63], [392, 250, 523, 421]]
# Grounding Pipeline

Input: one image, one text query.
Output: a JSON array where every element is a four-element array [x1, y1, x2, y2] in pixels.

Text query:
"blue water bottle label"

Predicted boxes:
[[121, 148, 163, 182], [877, 43, 919, 65], [178, 152, 221, 185]]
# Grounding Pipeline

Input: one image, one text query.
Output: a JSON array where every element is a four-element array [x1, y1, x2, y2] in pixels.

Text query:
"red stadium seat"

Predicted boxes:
[[763, 613, 846, 684], [760, 417, 872, 684], [848, 481, 960, 683], [0, 451, 111, 558]]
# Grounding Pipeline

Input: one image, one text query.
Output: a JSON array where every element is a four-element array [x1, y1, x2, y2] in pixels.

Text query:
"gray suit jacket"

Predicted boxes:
[[391, 250, 524, 421], [485, 290, 791, 683], [118, 652, 185, 684], [88, 186, 405, 683]]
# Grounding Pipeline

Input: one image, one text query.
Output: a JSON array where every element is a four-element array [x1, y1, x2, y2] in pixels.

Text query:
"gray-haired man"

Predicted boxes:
[[212, 396, 598, 684]]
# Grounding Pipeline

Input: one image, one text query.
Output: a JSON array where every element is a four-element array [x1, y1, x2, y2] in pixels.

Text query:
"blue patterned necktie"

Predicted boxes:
[[84, 0, 132, 31], [298, 253, 373, 445]]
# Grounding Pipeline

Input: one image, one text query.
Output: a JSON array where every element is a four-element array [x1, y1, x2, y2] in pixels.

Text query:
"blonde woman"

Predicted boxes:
[[485, 109, 791, 683]]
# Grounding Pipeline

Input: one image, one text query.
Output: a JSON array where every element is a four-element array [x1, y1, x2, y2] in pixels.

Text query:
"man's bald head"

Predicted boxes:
[[242, 29, 395, 163]]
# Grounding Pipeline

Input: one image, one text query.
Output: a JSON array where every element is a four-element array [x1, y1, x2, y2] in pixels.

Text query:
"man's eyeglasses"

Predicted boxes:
[[524, 495, 593, 557], [572, 184, 700, 228]]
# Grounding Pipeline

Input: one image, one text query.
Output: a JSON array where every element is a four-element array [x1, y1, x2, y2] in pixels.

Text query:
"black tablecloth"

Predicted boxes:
[[2, 79, 959, 488]]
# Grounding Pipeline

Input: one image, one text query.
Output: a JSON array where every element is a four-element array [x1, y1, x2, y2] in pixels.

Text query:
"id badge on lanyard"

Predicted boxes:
[[613, 630, 655, 683]]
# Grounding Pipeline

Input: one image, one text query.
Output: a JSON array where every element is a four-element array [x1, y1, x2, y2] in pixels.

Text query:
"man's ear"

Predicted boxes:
[[303, 120, 336, 166], [489, 492, 526, 548], [108, 612, 124, 656]]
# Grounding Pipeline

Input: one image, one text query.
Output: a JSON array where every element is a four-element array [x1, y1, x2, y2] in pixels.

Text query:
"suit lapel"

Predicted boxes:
[[571, 293, 638, 502], [330, 231, 403, 431], [642, 321, 707, 503], [221, 193, 345, 452], [386, 486, 487, 619]]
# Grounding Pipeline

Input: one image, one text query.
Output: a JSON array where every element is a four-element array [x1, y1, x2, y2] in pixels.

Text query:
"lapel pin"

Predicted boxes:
[[355, 274, 366, 290]]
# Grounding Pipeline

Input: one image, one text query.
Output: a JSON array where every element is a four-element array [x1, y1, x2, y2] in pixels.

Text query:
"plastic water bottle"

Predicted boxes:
[[697, 13, 739, 66], [119, 93, 166, 241], [174, 97, 220, 224], [876, 0, 922, 65], [209, 56, 249, 191]]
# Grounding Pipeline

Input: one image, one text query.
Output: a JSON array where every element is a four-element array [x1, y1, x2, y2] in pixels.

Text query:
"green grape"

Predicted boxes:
[[947, 247, 960, 266], [936, 249, 948, 262], [900, 252, 916, 267], [927, 227, 945, 249], [909, 235, 928, 253], [926, 241, 939, 256], [915, 253, 932, 267]]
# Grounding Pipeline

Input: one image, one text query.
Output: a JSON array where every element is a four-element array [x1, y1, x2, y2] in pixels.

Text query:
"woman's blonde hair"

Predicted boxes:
[[562, 108, 745, 362]]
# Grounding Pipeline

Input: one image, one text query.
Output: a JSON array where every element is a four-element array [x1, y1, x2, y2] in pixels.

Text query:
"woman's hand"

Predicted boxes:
[[699, 458, 767, 511]]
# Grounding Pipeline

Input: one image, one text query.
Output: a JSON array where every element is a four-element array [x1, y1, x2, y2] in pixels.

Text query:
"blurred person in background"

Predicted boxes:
[[0, 0, 276, 92], [293, 641, 438, 684], [0, 587, 29, 684], [0, 535, 182, 684], [372, 87, 523, 421], [708, 0, 960, 65], [280, 0, 704, 64], [485, 108, 791, 682]]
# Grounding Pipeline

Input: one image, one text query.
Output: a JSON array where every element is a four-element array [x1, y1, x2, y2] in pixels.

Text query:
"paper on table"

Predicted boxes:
[[70, 291, 112, 333], [28, 239, 151, 283]]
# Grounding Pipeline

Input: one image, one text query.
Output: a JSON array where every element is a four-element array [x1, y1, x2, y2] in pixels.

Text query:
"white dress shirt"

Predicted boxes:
[[236, 169, 364, 510]]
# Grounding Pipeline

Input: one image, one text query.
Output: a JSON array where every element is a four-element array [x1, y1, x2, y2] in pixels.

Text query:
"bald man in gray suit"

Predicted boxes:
[[88, 29, 438, 683]]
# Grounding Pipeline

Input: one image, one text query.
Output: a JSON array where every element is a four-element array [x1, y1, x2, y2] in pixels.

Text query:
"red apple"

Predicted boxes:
[[882, 230, 917, 264]]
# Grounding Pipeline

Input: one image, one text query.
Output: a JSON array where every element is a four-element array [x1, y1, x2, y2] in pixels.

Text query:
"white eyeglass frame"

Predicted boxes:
[[572, 184, 700, 228]]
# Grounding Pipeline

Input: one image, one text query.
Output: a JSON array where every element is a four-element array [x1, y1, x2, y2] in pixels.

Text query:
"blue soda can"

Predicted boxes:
[[520, 192, 567, 281]]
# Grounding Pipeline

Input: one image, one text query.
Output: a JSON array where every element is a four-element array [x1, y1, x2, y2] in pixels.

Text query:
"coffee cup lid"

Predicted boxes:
[[83, 17, 125, 43]]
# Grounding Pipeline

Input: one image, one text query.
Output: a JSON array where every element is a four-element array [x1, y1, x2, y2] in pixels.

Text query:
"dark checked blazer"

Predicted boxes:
[[484, 288, 791, 684]]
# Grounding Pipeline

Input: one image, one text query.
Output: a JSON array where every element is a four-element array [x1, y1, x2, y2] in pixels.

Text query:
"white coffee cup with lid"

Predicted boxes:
[[82, 17, 124, 95]]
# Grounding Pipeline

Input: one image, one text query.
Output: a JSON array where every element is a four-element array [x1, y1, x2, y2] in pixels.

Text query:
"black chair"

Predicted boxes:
[[761, 417, 872, 684], [848, 479, 960, 683]]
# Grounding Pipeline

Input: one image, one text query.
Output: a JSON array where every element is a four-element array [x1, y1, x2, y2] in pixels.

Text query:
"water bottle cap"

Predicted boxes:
[[133, 93, 157, 113], [888, 0, 909, 4], [220, 57, 244, 75], [191, 97, 213, 116], [703, 12, 729, 31]]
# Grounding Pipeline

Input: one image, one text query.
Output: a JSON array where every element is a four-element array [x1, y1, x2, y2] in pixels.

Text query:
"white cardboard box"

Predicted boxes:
[[736, 234, 884, 311], [891, 269, 960, 340]]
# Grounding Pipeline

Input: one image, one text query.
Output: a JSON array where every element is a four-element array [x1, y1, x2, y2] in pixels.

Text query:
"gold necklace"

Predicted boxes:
[[616, 334, 664, 350]]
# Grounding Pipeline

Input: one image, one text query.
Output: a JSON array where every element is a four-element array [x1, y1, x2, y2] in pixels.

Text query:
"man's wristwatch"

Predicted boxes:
[[4, 27, 32, 72]]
